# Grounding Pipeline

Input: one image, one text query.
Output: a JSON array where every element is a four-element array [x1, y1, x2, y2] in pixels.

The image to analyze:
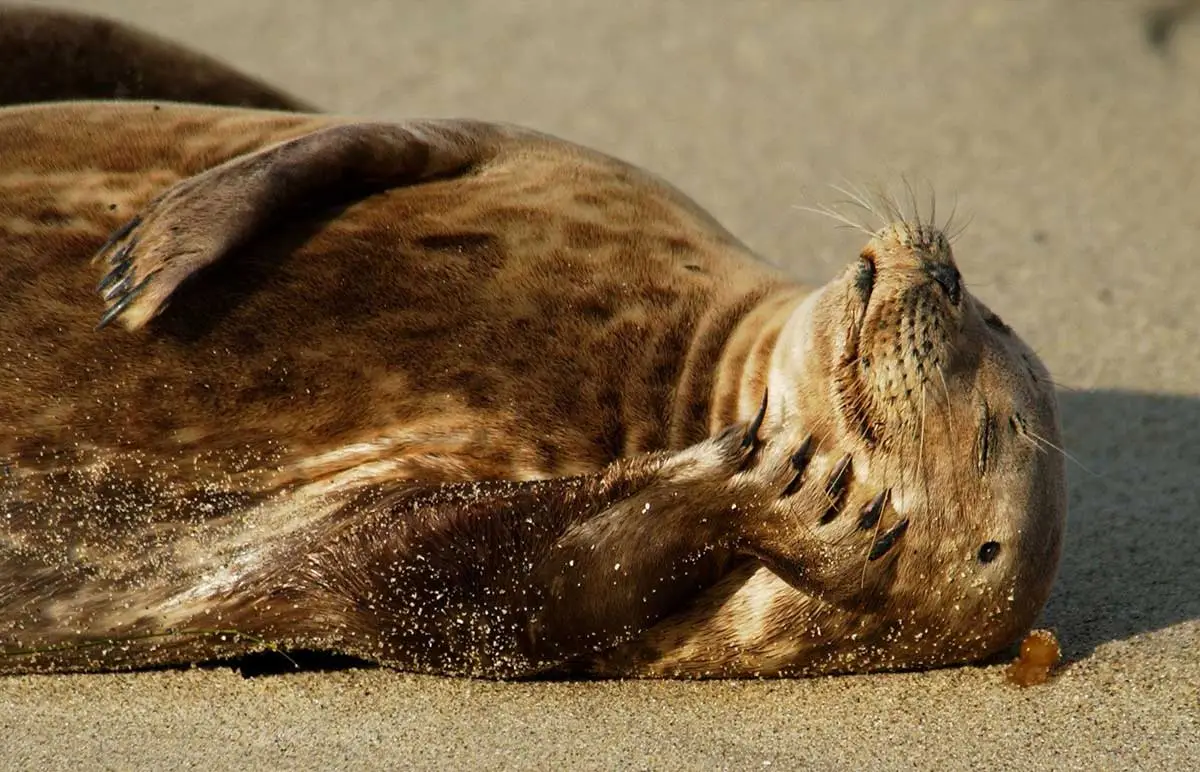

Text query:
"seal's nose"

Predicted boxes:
[[923, 260, 962, 305]]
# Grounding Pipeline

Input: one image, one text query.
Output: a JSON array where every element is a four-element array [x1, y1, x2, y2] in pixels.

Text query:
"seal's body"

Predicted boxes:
[[0, 5, 309, 109], [0, 11, 1066, 679]]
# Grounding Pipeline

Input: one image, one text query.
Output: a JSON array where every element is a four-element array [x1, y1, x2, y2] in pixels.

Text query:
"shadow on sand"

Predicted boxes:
[[1044, 388, 1199, 658]]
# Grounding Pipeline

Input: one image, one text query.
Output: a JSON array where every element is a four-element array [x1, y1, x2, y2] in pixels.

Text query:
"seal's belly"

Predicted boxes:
[[0, 103, 783, 498]]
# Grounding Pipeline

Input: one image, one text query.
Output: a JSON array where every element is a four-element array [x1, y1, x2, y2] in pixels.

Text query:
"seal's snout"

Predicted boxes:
[[810, 220, 978, 446], [923, 260, 962, 305], [863, 222, 961, 305]]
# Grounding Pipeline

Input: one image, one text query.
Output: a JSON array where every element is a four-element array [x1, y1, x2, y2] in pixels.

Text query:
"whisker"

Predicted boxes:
[[854, 181, 902, 228], [811, 180, 963, 242], [793, 204, 875, 236], [876, 185, 903, 224], [830, 183, 887, 230], [934, 365, 957, 438], [927, 180, 937, 233], [833, 181, 876, 213], [948, 210, 975, 242], [1043, 378, 1083, 393], [1018, 424, 1101, 478], [942, 192, 960, 236], [901, 174, 920, 229], [829, 183, 868, 210]]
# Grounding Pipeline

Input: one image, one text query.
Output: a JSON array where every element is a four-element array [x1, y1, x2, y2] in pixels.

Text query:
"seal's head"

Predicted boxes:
[[770, 219, 1066, 668]]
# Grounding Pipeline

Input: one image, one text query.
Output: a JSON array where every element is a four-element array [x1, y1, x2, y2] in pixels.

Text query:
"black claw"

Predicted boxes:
[[781, 434, 814, 497], [857, 490, 888, 530], [98, 242, 137, 293], [100, 272, 132, 301], [740, 391, 769, 450], [868, 518, 909, 561], [789, 435, 814, 471], [96, 263, 128, 294], [96, 215, 141, 257], [818, 455, 852, 524], [738, 391, 769, 469], [108, 240, 135, 266], [94, 281, 144, 330], [95, 296, 132, 330]]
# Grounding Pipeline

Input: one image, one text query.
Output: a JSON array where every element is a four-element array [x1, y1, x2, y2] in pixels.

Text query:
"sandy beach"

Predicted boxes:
[[1, 0, 1198, 768]]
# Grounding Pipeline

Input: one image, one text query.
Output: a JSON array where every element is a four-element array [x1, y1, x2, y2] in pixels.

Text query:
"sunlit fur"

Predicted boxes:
[[594, 219, 1066, 676], [0, 102, 1065, 678]]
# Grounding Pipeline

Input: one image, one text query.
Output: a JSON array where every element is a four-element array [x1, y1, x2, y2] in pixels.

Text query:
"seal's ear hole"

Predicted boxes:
[[978, 541, 1001, 564]]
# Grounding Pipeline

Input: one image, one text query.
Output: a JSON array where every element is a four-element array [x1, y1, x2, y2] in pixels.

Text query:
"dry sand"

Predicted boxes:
[[2, 0, 1198, 768]]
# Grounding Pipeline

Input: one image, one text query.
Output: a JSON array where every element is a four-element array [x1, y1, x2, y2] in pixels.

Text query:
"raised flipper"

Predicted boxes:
[[0, 407, 907, 676], [92, 119, 527, 331]]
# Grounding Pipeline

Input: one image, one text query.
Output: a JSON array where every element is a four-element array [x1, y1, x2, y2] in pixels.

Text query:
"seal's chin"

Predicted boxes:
[[823, 256, 887, 449], [767, 263, 877, 451]]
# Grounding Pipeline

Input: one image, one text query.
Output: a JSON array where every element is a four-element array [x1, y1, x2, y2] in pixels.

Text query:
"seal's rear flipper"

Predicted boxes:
[[92, 120, 526, 331]]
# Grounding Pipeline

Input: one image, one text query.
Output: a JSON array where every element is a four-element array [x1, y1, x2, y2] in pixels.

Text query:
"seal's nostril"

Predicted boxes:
[[924, 261, 962, 305]]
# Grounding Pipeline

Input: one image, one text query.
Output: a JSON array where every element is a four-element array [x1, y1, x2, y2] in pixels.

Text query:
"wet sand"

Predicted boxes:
[[2, 1, 1198, 768]]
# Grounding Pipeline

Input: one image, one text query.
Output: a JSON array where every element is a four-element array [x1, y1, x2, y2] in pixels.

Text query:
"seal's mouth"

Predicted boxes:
[[830, 253, 876, 369], [830, 243, 959, 449], [846, 250, 879, 359], [846, 250, 877, 359], [832, 254, 880, 447]]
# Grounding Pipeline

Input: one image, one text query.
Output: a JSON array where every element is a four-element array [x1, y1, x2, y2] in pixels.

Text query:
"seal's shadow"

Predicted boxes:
[[1042, 388, 1200, 658]]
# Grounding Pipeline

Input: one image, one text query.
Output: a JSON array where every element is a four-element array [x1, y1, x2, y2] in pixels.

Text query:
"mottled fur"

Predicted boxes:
[[0, 12, 1066, 678]]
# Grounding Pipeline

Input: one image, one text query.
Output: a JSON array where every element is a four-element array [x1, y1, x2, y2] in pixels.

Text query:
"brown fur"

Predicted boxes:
[[0, 6, 309, 110], [0, 18, 1066, 678]]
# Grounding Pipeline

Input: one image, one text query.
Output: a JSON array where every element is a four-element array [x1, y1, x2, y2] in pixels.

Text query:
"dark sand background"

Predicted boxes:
[[1, 0, 1198, 768]]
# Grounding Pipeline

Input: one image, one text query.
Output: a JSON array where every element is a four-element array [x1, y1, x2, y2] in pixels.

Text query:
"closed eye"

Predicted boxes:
[[976, 401, 994, 475]]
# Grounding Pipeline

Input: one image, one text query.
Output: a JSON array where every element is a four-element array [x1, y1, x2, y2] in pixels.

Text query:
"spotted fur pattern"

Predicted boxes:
[[0, 46, 1065, 677]]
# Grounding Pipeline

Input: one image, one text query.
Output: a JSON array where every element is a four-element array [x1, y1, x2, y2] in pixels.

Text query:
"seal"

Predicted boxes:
[[0, 27, 1066, 680], [0, 6, 309, 110]]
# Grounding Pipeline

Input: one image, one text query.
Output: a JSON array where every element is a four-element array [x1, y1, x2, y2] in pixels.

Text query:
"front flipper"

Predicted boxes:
[[732, 434, 908, 610], [250, 412, 904, 676], [92, 119, 523, 330], [312, 417, 905, 675]]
